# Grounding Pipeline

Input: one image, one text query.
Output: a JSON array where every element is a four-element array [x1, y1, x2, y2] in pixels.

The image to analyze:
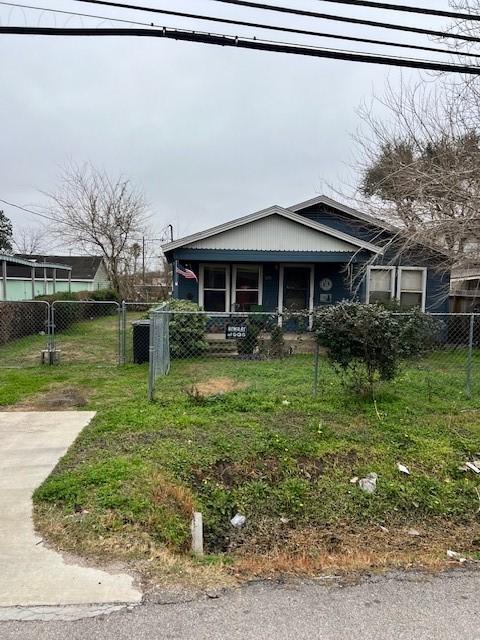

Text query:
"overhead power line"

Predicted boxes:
[[316, 0, 480, 22], [0, 198, 57, 222], [36, 0, 476, 59], [2, 26, 480, 74], [207, 0, 480, 44]]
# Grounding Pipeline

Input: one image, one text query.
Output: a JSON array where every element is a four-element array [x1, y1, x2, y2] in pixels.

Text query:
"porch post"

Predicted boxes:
[[31, 266, 35, 299], [1, 259, 7, 301], [277, 264, 284, 327], [309, 265, 315, 330], [43, 266, 47, 295], [53, 268, 57, 294], [68, 270, 71, 293]]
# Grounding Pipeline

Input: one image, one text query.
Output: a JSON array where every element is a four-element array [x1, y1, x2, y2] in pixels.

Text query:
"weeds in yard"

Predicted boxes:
[[2, 316, 480, 583]]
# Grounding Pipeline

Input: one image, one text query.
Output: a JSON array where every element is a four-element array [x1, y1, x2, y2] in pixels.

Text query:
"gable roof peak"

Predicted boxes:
[[162, 201, 383, 255]]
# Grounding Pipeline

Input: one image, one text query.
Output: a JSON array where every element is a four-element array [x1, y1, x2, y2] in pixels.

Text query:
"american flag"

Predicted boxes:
[[176, 264, 198, 282]]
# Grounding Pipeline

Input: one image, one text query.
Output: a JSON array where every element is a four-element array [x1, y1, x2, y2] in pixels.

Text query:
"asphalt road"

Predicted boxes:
[[1, 570, 479, 639]]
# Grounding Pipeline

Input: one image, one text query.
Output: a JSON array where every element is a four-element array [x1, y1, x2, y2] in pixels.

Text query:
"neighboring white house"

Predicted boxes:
[[0, 254, 110, 301]]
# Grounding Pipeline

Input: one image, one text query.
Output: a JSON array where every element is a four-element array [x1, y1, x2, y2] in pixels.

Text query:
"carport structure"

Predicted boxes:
[[0, 254, 72, 301]]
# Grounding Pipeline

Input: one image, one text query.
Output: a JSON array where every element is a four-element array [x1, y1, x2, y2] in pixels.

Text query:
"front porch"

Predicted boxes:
[[206, 329, 318, 356], [176, 260, 360, 325]]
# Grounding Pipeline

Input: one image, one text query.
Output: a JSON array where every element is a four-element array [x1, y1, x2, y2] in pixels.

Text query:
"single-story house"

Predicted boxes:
[[162, 195, 450, 324], [1, 254, 110, 301]]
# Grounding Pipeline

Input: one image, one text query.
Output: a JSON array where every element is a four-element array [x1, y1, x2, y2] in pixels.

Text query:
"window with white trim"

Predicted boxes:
[[234, 265, 261, 311], [397, 267, 426, 310], [367, 267, 395, 304], [202, 265, 228, 312]]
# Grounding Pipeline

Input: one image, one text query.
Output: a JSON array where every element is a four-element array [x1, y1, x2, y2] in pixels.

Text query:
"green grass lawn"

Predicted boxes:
[[2, 316, 480, 583]]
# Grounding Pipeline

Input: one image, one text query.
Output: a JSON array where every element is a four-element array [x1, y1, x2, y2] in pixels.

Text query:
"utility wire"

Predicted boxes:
[[2, 26, 480, 74], [316, 0, 480, 22], [0, 198, 57, 223], [207, 0, 480, 44], [15, 0, 469, 59]]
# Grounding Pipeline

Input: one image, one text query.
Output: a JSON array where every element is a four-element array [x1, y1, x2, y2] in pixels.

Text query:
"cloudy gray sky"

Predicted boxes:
[[0, 0, 455, 246]]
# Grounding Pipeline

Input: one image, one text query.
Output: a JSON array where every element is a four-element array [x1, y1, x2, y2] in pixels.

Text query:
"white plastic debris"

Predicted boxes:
[[230, 513, 246, 528], [408, 529, 421, 537], [280, 517, 290, 525], [447, 550, 466, 563], [396, 463, 411, 475], [281, 399, 291, 406], [378, 525, 389, 533], [466, 462, 480, 474], [358, 472, 378, 494], [350, 476, 359, 485]]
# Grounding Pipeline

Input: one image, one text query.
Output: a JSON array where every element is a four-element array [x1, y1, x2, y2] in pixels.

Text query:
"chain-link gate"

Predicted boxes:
[[0, 300, 51, 367], [51, 300, 121, 365]]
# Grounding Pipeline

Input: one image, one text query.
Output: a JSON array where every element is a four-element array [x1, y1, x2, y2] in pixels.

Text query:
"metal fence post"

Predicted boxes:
[[117, 303, 122, 365], [466, 313, 475, 398], [313, 341, 320, 397], [147, 310, 156, 402]]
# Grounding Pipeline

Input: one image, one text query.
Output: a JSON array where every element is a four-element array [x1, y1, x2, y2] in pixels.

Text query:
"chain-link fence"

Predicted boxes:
[[51, 300, 121, 365], [0, 300, 50, 367], [2, 301, 480, 402], [147, 310, 480, 402]]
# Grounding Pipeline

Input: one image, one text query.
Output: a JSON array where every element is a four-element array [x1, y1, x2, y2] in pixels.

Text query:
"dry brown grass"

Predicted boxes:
[[187, 377, 248, 399], [151, 473, 196, 519], [232, 522, 480, 577]]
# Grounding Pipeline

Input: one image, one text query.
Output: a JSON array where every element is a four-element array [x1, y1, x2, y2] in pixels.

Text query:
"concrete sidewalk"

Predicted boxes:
[[0, 412, 141, 610]]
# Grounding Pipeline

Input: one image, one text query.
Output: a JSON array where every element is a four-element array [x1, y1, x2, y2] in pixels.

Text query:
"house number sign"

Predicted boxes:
[[226, 324, 247, 340]]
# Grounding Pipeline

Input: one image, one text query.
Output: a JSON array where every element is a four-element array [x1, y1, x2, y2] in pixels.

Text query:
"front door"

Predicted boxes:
[[283, 267, 311, 311], [282, 266, 312, 330]]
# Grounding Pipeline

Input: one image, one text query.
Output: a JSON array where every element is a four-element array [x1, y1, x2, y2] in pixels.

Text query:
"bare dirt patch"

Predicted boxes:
[[188, 377, 248, 398], [5, 385, 89, 411]]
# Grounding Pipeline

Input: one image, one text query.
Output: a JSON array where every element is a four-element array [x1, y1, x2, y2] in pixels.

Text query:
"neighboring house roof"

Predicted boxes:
[[0, 253, 72, 271], [162, 204, 384, 256], [15, 255, 104, 280]]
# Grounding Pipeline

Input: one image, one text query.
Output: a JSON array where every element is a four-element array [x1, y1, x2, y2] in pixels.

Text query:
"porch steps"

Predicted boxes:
[[204, 332, 318, 356]]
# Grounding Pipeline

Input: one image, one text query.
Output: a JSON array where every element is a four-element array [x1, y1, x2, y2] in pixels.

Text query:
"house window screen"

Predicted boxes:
[[399, 269, 425, 310], [203, 266, 227, 312], [369, 268, 393, 304], [235, 266, 260, 311]]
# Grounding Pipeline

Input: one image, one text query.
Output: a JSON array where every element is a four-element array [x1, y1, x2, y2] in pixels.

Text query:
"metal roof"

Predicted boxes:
[[15, 254, 103, 278], [0, 253, 72, 271], [161, 204, 384, 255]]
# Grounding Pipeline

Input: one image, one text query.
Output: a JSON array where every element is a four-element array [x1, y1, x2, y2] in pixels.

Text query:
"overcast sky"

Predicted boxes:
[[0, 0, 455, 247]]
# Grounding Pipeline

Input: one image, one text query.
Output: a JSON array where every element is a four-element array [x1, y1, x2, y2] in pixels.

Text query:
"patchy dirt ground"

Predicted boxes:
[[188, 377, 249, 398], [2, 385, 89, 411]]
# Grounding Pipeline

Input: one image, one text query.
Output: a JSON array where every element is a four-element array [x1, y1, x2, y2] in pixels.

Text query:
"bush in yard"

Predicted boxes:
[[269, 325, 285, 358], [396, 307, 441, 359], [315, 302, 402, 394], [169, 299, 208, 358]]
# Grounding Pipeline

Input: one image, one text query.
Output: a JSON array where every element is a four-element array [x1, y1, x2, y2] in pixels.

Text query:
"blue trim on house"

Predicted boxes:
[[171, 249, 364, 263], [170, 200, 451, 313]]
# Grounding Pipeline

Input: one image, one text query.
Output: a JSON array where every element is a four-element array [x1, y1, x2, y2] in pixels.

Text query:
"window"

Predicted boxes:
[[233, 265, 262, 311], [397, 267, 426, 311], [201, 265, 229, 312], [367, 267, 395, 304]]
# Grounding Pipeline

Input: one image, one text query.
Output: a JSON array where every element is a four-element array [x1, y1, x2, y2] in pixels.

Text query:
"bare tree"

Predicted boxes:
[[13, 226, 50, 254], [45, 163, 148, 295], [350, 0, 480, 272]]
